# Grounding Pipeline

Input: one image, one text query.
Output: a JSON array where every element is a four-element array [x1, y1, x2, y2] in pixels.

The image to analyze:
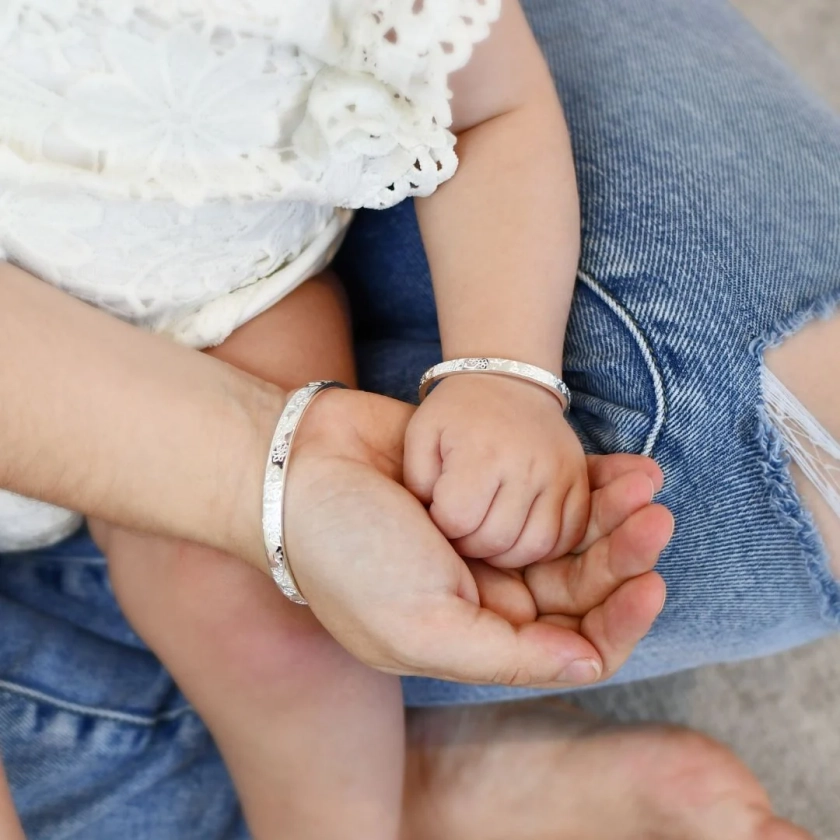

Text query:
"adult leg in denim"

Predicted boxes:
[[0, 556, 246, 840], [535, 0, 840, 682]]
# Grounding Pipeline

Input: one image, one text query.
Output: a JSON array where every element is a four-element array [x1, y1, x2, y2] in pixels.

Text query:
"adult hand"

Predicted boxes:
[[470, 453, 672, 680], [285, 389, 671, 688]]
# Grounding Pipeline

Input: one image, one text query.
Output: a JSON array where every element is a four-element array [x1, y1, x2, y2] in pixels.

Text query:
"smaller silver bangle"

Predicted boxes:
[[418, 358, 571, 413], [262, 381, 347, 604]]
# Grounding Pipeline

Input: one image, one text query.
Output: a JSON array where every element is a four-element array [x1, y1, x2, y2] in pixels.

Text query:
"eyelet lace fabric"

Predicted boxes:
[[0, 0, 500, 549], [0, 0, 500, 342]]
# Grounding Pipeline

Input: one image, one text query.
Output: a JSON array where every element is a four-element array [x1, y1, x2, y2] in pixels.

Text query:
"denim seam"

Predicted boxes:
[[576, 271, 666, 455], [2, 555, 107, 566], [750, 288, 840, 625], [0, 680, 195, 726], [36, 555, 107, 566]]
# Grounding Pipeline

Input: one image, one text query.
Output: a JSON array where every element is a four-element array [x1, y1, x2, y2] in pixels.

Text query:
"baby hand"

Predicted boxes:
[[404, 375, 589, 568]]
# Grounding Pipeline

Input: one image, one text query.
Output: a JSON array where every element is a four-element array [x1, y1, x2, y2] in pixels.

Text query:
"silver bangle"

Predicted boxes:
[[262, 381, 347, 604], [418, 358, 571, 413]]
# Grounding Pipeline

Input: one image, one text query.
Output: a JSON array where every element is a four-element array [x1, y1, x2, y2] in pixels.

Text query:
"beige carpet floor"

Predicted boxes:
[[571, 4, 840, 837], [735, 0, 840, 110]]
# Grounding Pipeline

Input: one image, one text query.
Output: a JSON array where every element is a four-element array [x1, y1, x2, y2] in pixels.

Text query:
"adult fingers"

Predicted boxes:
[[391, 592, 605, 687], [469, 560, 537, 625], [526, 503, 673, 616], [575, 470, 659, 554], [586, 453, 664, 493]]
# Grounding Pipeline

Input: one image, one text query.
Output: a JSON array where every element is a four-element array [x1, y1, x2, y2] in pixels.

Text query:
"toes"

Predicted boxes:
[[758, 819, 815, 840], [632, 729, 814, 840], [526, 503, 673, 616]]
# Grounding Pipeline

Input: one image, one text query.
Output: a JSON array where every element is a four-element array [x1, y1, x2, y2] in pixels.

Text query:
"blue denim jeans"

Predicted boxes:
[[2, 1, 839, 837]]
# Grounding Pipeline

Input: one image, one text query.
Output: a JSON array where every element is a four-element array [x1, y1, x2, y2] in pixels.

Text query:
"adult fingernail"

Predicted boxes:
[[647, 477, 657, 502], [560, 658, 602, 683]]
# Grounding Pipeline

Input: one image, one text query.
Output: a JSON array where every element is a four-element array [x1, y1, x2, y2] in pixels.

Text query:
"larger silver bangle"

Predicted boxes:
[[418, 358, 571, 413], [262, 381, 347, 604]]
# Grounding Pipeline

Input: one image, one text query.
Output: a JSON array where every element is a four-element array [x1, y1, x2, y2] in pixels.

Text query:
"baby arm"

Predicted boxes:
[[406, 0, 588, 568]]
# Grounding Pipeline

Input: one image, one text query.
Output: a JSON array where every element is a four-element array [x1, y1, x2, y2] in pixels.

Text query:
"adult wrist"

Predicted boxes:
[[217, 374, 288, 569], [230, 383, 415, 577], [226, 378, 359, 572]]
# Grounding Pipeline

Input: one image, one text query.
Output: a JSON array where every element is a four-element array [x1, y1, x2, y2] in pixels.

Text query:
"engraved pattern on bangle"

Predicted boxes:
[[262, 381, 346, 604], [418, 358, 571, 412]]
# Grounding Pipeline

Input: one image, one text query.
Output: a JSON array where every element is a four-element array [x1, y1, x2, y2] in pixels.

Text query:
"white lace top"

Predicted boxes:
[[0, 0, 500, 346], [0, 0, 501, 550]]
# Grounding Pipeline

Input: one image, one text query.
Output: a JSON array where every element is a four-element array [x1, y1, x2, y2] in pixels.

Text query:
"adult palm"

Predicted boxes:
[[286, 389, 671, 688]]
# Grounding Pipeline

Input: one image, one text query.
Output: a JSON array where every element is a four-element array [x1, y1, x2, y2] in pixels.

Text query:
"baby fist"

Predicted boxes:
[[404, 375, 589, 568]]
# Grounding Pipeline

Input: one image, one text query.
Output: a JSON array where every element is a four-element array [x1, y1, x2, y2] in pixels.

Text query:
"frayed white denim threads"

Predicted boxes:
[[762, 367, 840, 525]]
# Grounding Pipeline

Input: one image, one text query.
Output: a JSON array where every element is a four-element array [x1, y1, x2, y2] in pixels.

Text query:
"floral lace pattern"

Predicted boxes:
[[0, 0, 500, 206], [0, 0, 500, 550], [0, 0, 500, 344]]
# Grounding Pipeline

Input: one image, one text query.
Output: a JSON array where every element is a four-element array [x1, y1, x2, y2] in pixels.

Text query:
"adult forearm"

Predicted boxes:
[[0, 262, 281, 566]]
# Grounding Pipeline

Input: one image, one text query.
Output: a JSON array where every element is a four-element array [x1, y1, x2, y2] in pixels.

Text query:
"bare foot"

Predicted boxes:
[[404, 700, 812, 840]]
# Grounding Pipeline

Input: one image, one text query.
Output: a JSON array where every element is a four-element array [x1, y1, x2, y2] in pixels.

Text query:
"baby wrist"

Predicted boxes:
[[419, 358, 571, 413]]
